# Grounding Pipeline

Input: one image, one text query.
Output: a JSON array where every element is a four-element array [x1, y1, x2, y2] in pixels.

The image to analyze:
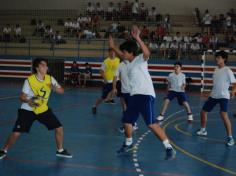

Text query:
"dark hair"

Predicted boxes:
[[119, 40, 139, 56], [215, 50, 228, 63], [73, 61, 77, 64], [32, 58, 48, 73], [174, 61, 182, 67], [85, 62, 89, 65]]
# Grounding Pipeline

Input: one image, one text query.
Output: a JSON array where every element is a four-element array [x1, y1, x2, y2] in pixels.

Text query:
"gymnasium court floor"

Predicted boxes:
[[0, 84, 236, 176]]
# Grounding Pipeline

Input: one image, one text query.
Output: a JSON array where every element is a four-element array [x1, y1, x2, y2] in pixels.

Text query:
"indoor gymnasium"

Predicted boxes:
[[0, 0, 236, 176]]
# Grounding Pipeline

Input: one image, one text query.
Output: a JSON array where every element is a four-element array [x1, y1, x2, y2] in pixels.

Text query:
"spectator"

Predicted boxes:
[[148, 7, 157, 22], [149, 39, 158, 54], [225, 13, 232, 34], [81, 62, 92, 87], [202, 32, 210, 49], [33, 20, 45, 37], [173, 32, 182, 44], [202, 9, 212, 35], [193, 7, 201, 26], [86, 2, 95, 16], [164, 14, 171, 32], [169, 40, 179, 59], [95, 2, 104, 17], [155, 24, 166, 40], [190, 40, 201, 60], [132, 0, 139, 20], [209, 34, 218, 50], [3, 24, 11, 42], [141, 25, 149, 40], [160, 40, 170, 59], [140, 2, 148, 21], [43, 25, 53, 43], [107, 2, 115, 20], [70, 61, 81, 87], [14, 24, 21, 41]]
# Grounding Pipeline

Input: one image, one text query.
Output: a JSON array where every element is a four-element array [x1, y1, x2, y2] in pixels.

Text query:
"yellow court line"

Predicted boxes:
[[163, 118, 236, 176]]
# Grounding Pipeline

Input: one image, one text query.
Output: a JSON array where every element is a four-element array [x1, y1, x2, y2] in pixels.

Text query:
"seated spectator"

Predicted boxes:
[[140, 2, 148, 21], [202, 9, 212, 35], [190, 40, 201, 60], [95, 2, 104, 17], [14, 24, 21, 41], [209, 34, 218, 50], [173, 32, 182, 44], [160, 40, 170, 59], [179, 39, 188, 58], [149, 39, 158, 54], [132, 0, 139, 20], [141, 25, 149, 40], [163, 32, 173, 43], [92, 14, 100, 30], [122, 1, 132, 20], [81, 62, 92, 87], [225, 13, 233, 34], [148, 7, 157, 22], [33, 20, 45, 37], [86, 2, 95, 16], [107, 2, 115, 20], [43, 25, 53, 43], [169, 40, 179, 59], [155, 24, 166, 40], [3, 24, 11, 42], [164, 14, 171, 32], [70, 61, 81, 87], [202, 32, 210, 49]]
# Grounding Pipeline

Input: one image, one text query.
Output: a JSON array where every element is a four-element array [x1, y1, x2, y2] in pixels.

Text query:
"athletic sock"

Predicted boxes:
[[163, 139, 172, 149], [125, 138, 133, 146], [57, 148, 64, 152]]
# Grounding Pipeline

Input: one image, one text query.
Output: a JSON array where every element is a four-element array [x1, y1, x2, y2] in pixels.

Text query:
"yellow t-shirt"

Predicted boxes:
[[28, 74, 52, 114], [102, 57, 120, 82]]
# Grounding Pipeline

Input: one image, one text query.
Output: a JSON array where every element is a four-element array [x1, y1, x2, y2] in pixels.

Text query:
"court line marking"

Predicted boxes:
[[163, 110, 236, 176]]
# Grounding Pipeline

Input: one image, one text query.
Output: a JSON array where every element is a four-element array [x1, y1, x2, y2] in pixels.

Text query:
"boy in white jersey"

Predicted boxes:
[[111, 50, 138, 133], [157, 62, 193, 122], [109, 26, 176, 160], [0, 58, 72, 160], [197, 51, 236, 146]]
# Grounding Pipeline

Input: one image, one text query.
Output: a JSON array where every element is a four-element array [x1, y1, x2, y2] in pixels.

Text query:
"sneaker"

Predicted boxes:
[[109, 99, 116, 104], [165, 148, 176, 160], [118, 126, 125, 133], [156, 115, 164, 121], [0, 150, 7, 160], [56, 149, 72, 158], [92, 106, 97, 114], [117, 143, 135, 154], [188, 114, 193, 122], [226, 137, 235, 147], [196, 129, 207, 136]]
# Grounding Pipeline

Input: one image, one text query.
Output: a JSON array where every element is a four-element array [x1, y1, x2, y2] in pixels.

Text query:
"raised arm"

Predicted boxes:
[[131, 25, 150, 60], [108, 35, 124, 59]]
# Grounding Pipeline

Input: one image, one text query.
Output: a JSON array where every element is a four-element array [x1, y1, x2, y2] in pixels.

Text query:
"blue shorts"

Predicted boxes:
[[101, 83, 113, 99], [165, 91, 188, 105], [122, 95, 156, 125], [202, 97, 229, 112], [120, 93, 130, 104]]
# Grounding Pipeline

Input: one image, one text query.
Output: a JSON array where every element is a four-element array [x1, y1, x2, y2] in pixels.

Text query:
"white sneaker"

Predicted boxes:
[[156, 115, 164, 121], [226, 137, 235, 146], [196, 129, 207, 136], [188, 114, 193, 122]]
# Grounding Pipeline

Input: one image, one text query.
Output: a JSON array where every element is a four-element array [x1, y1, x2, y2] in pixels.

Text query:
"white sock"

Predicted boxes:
[[229, 135, 233, 138], [163, 139, 172, 149], [125, 138, 133, 146], [58, 148, 64, 152], [3, 150, 7, 153], [201, 128, 206, 131]]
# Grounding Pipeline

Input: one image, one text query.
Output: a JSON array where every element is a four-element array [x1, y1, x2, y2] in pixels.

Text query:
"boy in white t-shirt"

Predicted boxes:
[[157, 62, 193, 122], [109, 26, 176, 160], [112, 58, 138, 133], [197, 51, 236, 146]]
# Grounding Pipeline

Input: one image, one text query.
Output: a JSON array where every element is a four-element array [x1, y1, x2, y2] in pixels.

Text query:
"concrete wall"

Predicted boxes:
[[0, 0, 235, 15]]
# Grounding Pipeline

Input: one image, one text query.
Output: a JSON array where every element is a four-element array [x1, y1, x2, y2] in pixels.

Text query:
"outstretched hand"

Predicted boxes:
[[131, 25, 141, 40], [109, 35, 115, 49]]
